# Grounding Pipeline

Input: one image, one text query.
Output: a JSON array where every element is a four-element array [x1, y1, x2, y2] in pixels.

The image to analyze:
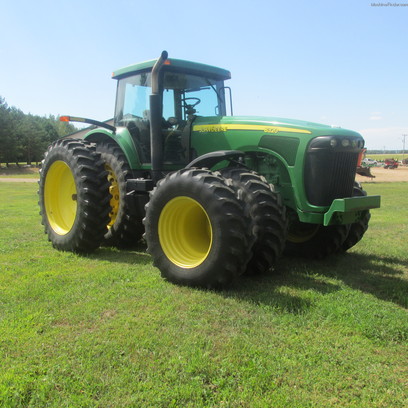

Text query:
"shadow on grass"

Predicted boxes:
[[85, 241, 152, 265], [224, 252, 407, 310], [220, 259, 343, 314], [317, 252, 408, 308], [215, 249, 408, 314], [84, 241, 407, 310]]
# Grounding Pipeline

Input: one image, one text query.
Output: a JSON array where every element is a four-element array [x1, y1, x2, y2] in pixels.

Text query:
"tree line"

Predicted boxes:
[[0, 96, 78, 166]]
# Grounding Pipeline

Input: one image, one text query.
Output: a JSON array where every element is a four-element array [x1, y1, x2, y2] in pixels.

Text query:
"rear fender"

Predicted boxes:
[[84, 128, 141, 169]]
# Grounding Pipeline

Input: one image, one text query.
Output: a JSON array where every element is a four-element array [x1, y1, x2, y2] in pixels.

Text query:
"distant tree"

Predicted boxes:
[[0, 98, 19, 165], [0, 96, 78, 165], [17, 115, 47, 165]]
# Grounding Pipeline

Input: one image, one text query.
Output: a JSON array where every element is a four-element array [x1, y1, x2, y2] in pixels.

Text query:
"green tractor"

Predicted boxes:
[[38, 51, 380, 287]]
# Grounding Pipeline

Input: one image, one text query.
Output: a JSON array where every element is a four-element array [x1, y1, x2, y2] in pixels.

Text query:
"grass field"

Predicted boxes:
[[0, 182, 407, 407], [367, 154, 407, 161]]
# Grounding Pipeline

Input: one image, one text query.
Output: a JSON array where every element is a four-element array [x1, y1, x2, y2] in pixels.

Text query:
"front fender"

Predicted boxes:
[[185, 150, 245, 169], [323, 195, 381, 226]]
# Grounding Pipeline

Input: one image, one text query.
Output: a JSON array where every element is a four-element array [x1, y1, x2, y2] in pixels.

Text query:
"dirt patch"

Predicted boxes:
[[0, 178, 38, 183], [356, 166, 408, 183], [0, 166, 39, 176]]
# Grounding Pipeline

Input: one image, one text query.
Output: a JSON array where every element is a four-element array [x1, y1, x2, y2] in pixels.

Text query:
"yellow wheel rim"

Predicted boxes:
[[158, 196, 213, 268], [44, 160, 77, 235], [105, 164, 119, 228], [287, 223, 319, 243]]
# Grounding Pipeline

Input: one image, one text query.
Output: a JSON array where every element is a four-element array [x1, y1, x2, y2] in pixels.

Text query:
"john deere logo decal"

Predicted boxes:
[[195, 125, 228, 132]]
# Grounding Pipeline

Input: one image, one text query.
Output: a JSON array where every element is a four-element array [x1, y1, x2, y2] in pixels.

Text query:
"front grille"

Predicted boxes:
[[304, 150, 359, 206]]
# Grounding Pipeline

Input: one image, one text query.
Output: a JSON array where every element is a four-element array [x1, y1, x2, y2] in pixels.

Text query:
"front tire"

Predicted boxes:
[[285, 213, 349, 259], [144, 168, 251, 287], [341, 183, 371, 251], [220, 168, 287, 274], [38, 139, 111, 253]]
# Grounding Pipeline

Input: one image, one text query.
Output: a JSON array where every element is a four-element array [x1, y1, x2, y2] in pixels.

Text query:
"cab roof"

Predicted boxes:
[[112, 58, 231, 81]]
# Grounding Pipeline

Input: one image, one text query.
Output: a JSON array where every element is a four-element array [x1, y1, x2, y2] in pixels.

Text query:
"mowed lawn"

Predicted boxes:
[[0, 181, 407, 407]]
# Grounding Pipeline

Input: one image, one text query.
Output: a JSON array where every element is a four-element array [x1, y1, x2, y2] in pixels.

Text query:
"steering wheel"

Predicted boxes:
[[182, 97, 201, 108], [182, 97, 201, 117]]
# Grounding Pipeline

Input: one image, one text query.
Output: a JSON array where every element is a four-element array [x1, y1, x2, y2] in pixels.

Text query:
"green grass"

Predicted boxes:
[[0, 182, 407, 407], [368, 153, 406, 161]]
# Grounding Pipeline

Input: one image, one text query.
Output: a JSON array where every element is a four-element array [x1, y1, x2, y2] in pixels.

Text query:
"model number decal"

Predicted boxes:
[[264, 127, 279, 134]]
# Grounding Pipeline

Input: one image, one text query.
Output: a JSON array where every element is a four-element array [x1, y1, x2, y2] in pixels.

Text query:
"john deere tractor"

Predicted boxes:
[[38, 51, 380, 287]]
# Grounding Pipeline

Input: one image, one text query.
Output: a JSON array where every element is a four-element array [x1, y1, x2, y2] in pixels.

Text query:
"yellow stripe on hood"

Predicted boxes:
[[193, 124, 311, 134]]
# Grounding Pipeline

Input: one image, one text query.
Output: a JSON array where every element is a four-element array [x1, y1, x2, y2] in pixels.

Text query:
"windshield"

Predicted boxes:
[[114, 71, 226, 126], [162, 72, 226, 120]]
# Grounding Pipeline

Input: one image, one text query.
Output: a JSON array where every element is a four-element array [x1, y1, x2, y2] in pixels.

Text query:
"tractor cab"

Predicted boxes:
[[112, 57, 232, 166]]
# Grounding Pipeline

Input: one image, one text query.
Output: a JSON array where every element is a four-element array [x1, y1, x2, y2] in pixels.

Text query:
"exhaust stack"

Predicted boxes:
[[150, 50, 168, 183]]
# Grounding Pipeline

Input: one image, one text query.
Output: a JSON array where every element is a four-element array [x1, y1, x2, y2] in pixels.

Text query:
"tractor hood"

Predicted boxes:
[[192, 115, 363, 139], [191, 115, 365, 168]]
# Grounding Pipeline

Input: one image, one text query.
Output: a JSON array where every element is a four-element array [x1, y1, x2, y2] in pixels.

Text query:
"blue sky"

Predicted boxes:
[[1, 0, 407, 150]]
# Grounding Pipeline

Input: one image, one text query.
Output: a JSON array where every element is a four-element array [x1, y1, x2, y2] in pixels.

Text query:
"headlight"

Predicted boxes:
[[308, 136, 365, 152]]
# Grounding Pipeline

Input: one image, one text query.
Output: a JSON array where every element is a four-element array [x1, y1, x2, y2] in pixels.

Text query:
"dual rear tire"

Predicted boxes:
[[95, 142, 144, 247], [38, 139, 143, 253], [38, 139, 111, 253]]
